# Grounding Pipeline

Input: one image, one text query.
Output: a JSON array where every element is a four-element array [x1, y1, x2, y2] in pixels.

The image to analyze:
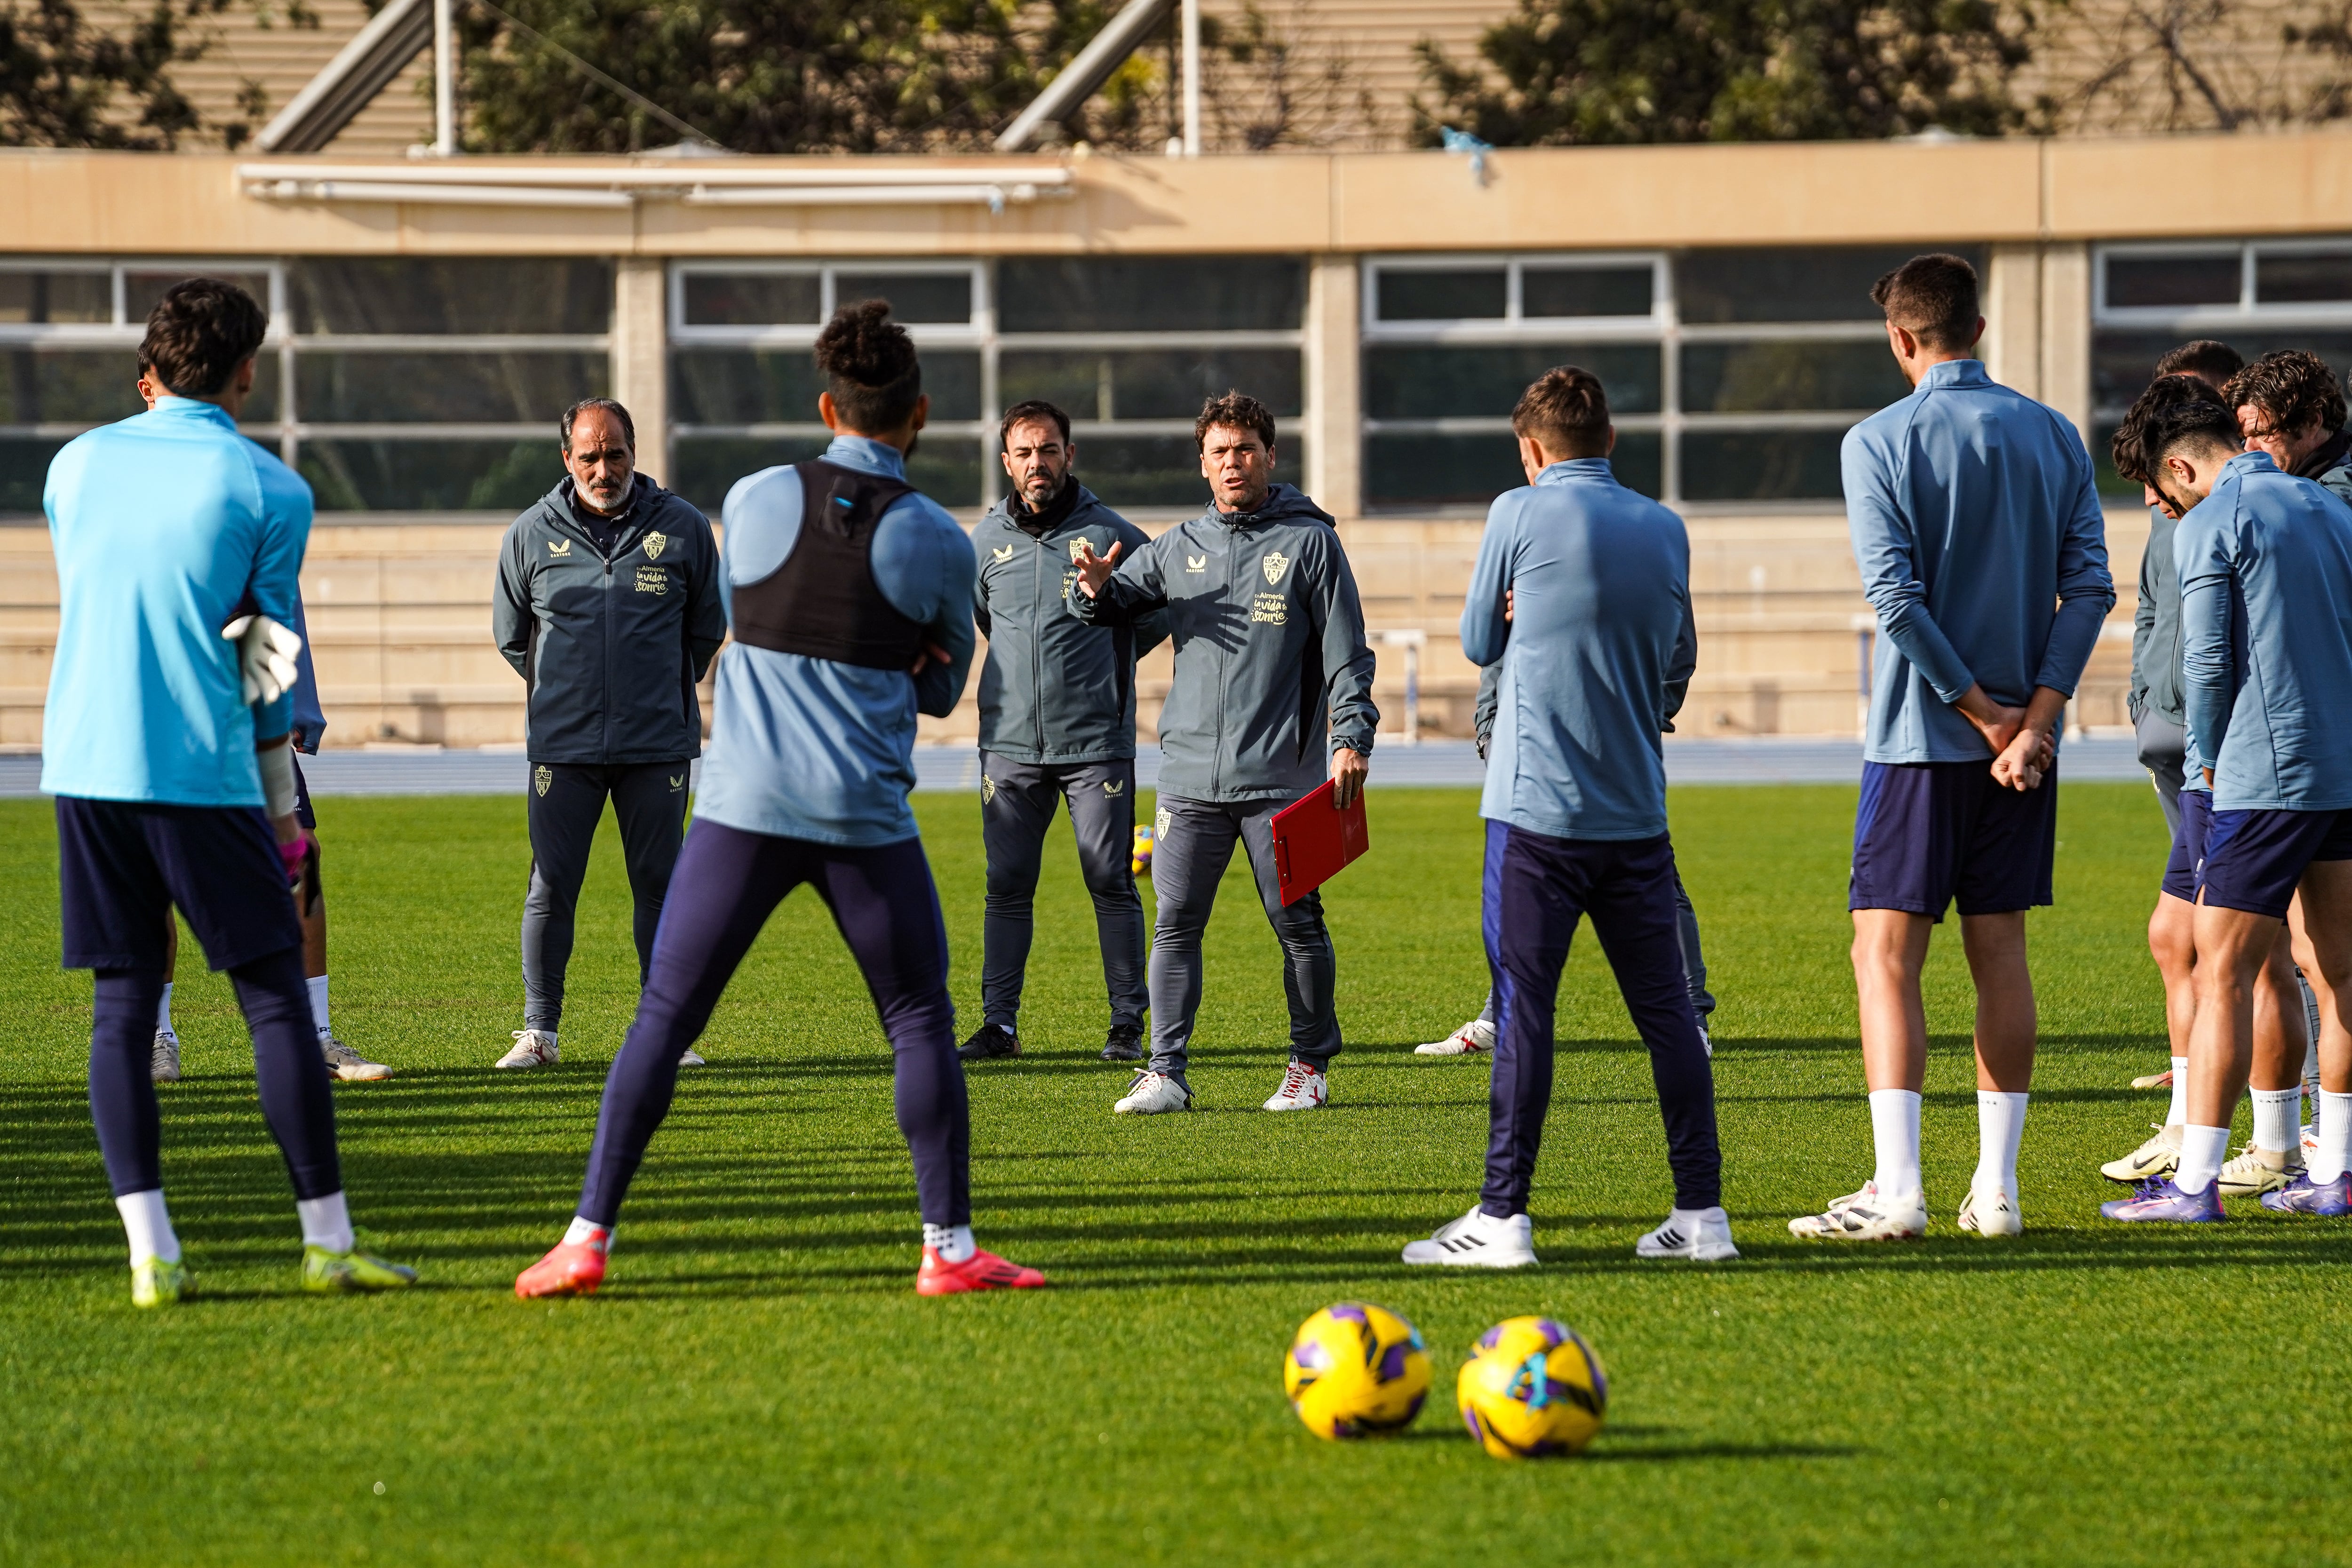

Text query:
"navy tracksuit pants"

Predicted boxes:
[[1481, 817, 1722, 1218], [574, 818, 970, 1229]]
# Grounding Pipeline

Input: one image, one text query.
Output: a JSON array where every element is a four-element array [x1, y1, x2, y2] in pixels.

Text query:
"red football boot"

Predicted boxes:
[[915, 1245, 1046, 1296], [515, 1233, 608, 1298]]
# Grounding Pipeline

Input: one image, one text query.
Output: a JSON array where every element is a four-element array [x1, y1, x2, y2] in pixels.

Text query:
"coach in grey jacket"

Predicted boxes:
[[1071, 391, 1378, 1116], [961, 400, 1167, 1066], [490, 397, 724, 1071]]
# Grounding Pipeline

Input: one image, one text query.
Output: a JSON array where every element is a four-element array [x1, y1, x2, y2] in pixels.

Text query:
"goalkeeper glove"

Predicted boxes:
[[221, 613, 303, 706]]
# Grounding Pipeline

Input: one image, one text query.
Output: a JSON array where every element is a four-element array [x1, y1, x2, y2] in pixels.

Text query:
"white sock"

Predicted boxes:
[[2164, 1056, 2189, 1128], [924, 1223, 975, 1263], [115, 1189, 180, 1266], [1669, 1205, 1725, 1232], [2177, 1124, 2232, 1195], [2316, 1092, 2352, 1185], [2252, 1087, 2300, 1156], [307, 974, 330, 1037], [1972, 1090, 2028, 1197], [1868, 1088, 1923, 1197], [297, 1191, 354, 1254], [564, 1216, 612, 1252], [156, 982, 175, 1036]]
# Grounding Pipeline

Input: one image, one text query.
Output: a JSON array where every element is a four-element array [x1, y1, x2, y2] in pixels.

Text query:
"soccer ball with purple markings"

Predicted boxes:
[[1282, 1302, 1430, 1440], [1456, 1315, 1608, 1459]]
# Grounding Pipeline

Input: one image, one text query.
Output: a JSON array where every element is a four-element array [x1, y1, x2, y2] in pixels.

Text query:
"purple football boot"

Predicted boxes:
[[2100, 1177, 2225, 1223], [2259, 1171, 2352, 1216]]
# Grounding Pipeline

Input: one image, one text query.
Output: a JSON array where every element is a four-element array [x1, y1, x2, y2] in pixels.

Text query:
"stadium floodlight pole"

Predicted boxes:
[[1182, 0, 1200, 155], [432, 0, 455, 156]]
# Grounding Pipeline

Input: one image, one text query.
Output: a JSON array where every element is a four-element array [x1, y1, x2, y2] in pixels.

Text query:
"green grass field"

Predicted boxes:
[[3, 782, 2348, 1566]]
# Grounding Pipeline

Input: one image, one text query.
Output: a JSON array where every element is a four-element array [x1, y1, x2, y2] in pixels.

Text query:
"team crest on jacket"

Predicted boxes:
[[533, 764, 552, 797], [642, 531, 667, 561], [1261, 550, 1290, 585], [1070, 538, 1090, 562]]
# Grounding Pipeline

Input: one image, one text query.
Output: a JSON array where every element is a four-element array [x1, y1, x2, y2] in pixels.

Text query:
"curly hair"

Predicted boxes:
[[815, 299, 922, 433], [1194, 390, 1276, 452], [140, 278, 267, 398], [1511, 365, 1611, 458], [2112, 374, 2216, 486], [2223, 349, 2348, 441]]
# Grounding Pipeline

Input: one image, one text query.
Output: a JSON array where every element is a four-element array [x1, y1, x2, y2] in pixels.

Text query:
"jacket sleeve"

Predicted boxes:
[[1066, 533, 1168, 626], [2130, 510, 2160, 717], [494, 520, 533, 681], [2178, 509, 2236, 776], [970, 531, 993, 640], [686, 514, 726, 683], [1459, 497, 1515, 669], [1117, 522, 1171, 654], [1315, 533, 1380, 756], [1843, 425, 1977, 703], [1473, 661, 1499, 760], [914, 510, 977, 719], [246, 462, 312, 744], [2033, 438, 2118, 695], [1663, 588, 1697, 732]]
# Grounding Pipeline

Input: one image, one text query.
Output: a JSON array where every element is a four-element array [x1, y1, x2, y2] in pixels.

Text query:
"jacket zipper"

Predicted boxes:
[[1033, 527, 1047, 758]]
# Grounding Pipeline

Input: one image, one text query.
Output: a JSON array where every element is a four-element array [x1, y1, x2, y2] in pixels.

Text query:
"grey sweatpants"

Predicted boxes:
[[522, 760, 690, 1032], [1476, 867, 1714, 1028], [978, 752, 1146, 1032], [1147, 793, 1341, 1080]]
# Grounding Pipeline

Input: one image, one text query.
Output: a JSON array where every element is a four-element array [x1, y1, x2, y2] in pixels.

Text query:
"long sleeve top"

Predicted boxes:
[[1842, 359, 2114, 764]]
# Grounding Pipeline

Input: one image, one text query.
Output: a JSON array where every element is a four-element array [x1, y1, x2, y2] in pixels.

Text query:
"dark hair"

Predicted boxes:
[[2223, 349, 2348, 440], [1870, 254, 1980, 354], [815, 299, 922, 433], [1000, 399, 1071, 447], [2154, 339, 2244, 390], [1510, 365, 1612, 458], [140, 278, 267, 398], [1194, 390, 1275, 452], [2113, 374, 2215, 485], [560, 397, 635, 452], [2140, 394, 2245, 471]]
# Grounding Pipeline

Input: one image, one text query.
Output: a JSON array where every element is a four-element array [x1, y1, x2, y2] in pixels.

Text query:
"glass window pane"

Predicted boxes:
[[0, 271, 111, 324], [1680, 428, 1850, 502], [124, 270, 273, 328], [2093, 329, 2352, 414], [1000, 348, 1302, 422], [2106, 254, 2240, 310], [671, 348, 978, 424], [1070, 433, 1217, 509], [0, 349, 145, 424], [671, 436, 826, 515], [290, 259, 613, 335], [298, 438, 566, 511], [1366, 431, 1659, 507], [0, 437, 67, 512], [682, 273, 819, 327], [1679, 340, 1908, 412], [833, 271, 972, 325], [1375, 268, 1505, 321], [2255, 250, 2352, 304], [1365, 343, 1661, 419], [1677, 247, 1982, 324], [1522, 266, 1653, 318], [296, 350, 604, 424], [2093, 422, 2141, 499], [997, 258, 1305, 332]]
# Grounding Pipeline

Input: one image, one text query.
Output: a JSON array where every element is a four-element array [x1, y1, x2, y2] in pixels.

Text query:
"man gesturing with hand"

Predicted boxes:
[[1068, 391, 1378, 1116], [1790, 254, 2114, 1244]]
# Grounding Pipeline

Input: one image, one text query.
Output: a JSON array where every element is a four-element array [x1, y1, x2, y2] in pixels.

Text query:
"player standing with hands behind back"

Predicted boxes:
[[1792, 254, 2114, 1243]]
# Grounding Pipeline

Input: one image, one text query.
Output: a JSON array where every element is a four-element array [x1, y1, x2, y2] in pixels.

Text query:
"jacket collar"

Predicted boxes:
[[1534, 458, 1616, 486], [988, 482, 1097, 537], [2223, 449, 2281, 480], [824, 434, 909, 480], [147, 396, 238, 429], [2291, 428, 2352, 481], [1201, 482, 1333, 532], [1917, 359, 1991, 390]]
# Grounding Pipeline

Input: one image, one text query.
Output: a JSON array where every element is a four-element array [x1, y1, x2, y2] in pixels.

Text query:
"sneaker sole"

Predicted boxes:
[[1636, 1242, 1741, 1261], [330, 1066, 393, 1082], [1788, 1218, 1927, 1241], [1261, 1100, 1326, 1112], [1413, 1046, 1483, 1057], [2101, 1161, 2177, 1184], [1401, 1250, 1538, 1268]]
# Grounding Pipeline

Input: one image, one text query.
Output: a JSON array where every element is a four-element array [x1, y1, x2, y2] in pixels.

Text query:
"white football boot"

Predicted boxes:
[[1635, 1206, 1740, 1261], [2100, 1123, 2182, 1184], [496, 1029, 560, 1070], [1113, 1070, 1193, 1115], [2217, 1143, 2303, 1198], [1414, 1019, 1495, 1057], [1956, 1183, 2023, 1237], [1788, 1181, 1928, 1241], [1402, 1206, 1538, 1268], [1262, 1059, 1328, 1111], [151, 1028, 183, 1084], [319, 1034, 392, 1082], [678, 1049, 707, 1068]]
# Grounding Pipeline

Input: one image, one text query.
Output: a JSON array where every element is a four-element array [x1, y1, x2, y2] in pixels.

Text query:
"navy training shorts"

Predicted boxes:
[[1850, 758, 2058, 921], [2198, 805, 2352, 919], [2160, 787, 2212, 903], [56, 796, 301, 972]]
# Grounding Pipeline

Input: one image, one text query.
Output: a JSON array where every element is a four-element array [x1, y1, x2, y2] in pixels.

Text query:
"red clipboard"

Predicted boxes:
[[1271, 781, 1370, 905]]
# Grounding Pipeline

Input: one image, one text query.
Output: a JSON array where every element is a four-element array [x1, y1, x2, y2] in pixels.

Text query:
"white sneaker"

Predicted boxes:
[[1636, 1206, 1740, 1261], [1113, 1070, 1192, 1115], [1402, 1206, 1538, 1267], [679, 1049, 707, 1068], [496, 1029, 560, 1070], [1262, 1059, 1328, 1111], [319, 1034, 392, 1082], [151, 1028, 182, 1084], [1788, 1181, 1928, 1241], [2218, 1143, 2303, 1198], [1414, 1019, 1495, 1057], [1956, 1183, 2022, 1237], [2100, 1123, 2182, 1184]]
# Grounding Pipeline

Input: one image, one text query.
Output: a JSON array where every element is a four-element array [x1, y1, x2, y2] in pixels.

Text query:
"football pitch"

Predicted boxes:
[[2, 783, 2346, 1565]]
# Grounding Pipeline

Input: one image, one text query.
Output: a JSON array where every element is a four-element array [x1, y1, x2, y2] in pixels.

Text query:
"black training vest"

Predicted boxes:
[[730, 460, 927, 670]]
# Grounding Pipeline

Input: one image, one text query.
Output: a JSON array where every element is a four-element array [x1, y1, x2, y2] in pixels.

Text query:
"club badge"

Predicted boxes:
[[642, 531, 667, 561], [1070, 538, 1091, 563], [1262, 550, 1290, 585], [1154, 806, 1171, 839], [533, 764, 552, 797]]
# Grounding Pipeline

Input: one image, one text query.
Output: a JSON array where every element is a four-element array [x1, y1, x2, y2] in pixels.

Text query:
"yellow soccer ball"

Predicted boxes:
[[1131, 824, 1155, 876], [1283, 1302, 1431, 1440], [1455, 1316, 1608, 1459]]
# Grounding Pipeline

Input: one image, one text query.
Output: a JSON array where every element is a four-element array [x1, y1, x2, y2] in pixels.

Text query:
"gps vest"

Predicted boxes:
[[730, 460, 926, 670]]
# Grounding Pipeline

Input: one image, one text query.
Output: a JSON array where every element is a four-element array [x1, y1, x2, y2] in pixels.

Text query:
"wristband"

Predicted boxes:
[[257, 740, 299, 820]]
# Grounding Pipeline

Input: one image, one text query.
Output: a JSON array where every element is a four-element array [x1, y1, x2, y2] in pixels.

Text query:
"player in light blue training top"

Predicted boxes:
[[2105, 397, 2352, 1223], [1794, 253, 2115, 1246], [44, 278, 414, 1307]]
